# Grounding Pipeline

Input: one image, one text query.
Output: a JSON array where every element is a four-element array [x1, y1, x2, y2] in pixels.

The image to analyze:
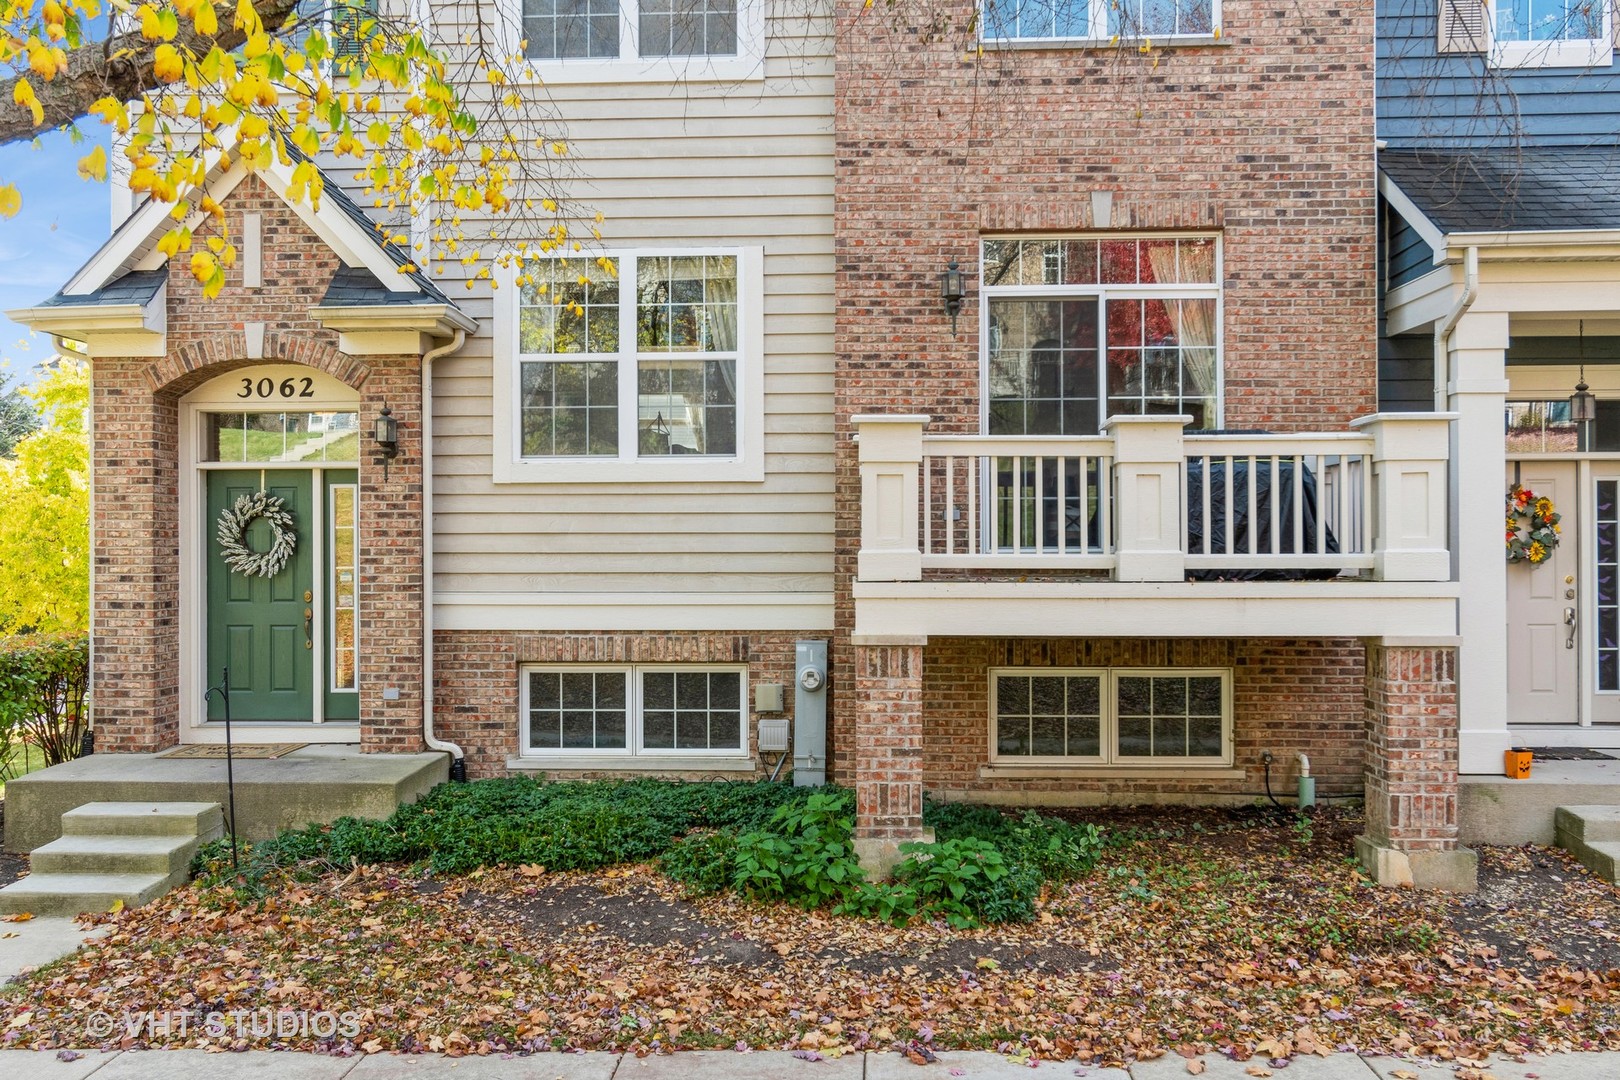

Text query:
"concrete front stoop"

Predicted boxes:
[[0, 802, 223, 917], [1554, 805, 1620, 882]]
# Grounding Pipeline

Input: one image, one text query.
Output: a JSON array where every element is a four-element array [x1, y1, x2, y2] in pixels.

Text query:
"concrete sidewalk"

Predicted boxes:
[[0, 917, 108, 985], [0, 1049, 1613, 1079]]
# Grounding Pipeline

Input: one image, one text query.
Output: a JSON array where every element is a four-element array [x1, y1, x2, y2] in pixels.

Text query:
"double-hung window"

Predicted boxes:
[[982, 235, 1221, 436], [518, 0, 763, 80], [496, 247, 764, 482], [982, 0, 1219, 43], [1439, 0, 1614, 67], [520, 665, 748, 761], [991, 668, 1232, 766]]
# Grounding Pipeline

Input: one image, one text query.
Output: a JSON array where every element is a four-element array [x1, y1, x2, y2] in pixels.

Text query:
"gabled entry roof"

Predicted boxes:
[[1380, 146, 1620, 234]]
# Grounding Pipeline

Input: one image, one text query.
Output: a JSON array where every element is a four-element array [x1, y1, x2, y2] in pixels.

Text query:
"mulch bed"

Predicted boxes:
[[3, 806, 1620, 1068]]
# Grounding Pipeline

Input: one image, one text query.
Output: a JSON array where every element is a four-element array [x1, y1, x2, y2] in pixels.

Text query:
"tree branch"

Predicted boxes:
[[0, 0, 301, 146]]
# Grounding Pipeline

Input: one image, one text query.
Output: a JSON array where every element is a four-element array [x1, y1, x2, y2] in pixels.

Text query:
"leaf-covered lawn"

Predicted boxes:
[[4, 807, 1620, 1069]]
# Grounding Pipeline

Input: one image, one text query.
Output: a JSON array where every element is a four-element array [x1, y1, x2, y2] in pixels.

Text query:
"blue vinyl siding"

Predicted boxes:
[[1379, 0, 1620, 147], [1383, 198, 1436, 288]]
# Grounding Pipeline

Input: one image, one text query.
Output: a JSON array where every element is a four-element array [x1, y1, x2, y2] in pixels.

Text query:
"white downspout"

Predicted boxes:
[[421, 328, 467, 774], [1433, 246, 1479, 410]]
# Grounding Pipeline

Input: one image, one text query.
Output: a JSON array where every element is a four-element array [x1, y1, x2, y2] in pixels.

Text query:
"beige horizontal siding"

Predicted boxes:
[[428, 9, 834, 605]]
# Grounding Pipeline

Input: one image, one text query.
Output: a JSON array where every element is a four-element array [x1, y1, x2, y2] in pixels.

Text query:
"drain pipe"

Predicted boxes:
[[1296, 752, 1315, 809], [421, 327, 468, 779], [1433, 246, 1479, 410]]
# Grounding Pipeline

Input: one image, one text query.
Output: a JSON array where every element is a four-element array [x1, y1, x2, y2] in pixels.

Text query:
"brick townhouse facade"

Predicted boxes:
[[10, 0, 1472, 889]]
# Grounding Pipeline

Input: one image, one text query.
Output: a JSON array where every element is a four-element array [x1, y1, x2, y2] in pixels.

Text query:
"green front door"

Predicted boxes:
[[206, 471, 315, 720]]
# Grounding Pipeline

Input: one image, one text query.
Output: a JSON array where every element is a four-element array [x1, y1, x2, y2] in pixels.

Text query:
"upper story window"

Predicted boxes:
[[1439, 0, 1614, 68], [981, 235, 1221, 436], [493, 247, 765, 483], [521, 0, 752, 70], [982, 0, 1219, 43]]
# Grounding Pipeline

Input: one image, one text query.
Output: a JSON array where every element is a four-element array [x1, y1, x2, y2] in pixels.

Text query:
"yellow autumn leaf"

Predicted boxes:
[[194, 1, 217, 36], [77, 144, 108, 182], [13, 80, 42, 127], [153, 44, 184, 83], [138, 4, 164, 39], [0, 184, 21, 218]]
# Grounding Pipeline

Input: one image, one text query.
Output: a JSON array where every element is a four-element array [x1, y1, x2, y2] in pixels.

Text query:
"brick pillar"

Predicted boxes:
[[358, 355, 427, 754], [851, 640, 927, 876], [90, 358, 181, 753], [1356, 638, 1476, 891]]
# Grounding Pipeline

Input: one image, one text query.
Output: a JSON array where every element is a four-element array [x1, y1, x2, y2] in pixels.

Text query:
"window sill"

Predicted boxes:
[[508, 755, 757, 772], [1492, 41, 1614, 70], [493, 457, 765, 484], [979, 763, 1242, 780], [519, 54, 766, 86], [983, 34, 1228, 51]]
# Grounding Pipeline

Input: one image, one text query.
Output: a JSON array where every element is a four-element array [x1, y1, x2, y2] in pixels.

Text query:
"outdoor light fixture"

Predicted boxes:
[[374, 405, 399, 479], [940, 258, 965, 334], [1572, 321, 1597, 450]]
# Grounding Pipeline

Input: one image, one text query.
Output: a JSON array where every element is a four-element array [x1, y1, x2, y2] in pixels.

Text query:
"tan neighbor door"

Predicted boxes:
[[1507, 462, 1580, 724]]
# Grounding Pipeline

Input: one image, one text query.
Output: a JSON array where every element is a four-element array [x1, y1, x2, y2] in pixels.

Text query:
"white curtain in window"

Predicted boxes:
[[1144, 242, 1217, 414]]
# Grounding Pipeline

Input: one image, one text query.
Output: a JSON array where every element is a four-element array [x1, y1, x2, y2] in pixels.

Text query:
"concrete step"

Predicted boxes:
[[1555, 805, 1620, 846], [28, 833, 201, 877], [1563, 838, 1620, 883], [0, 871, 175, 917], [60, 802, 223, 841]]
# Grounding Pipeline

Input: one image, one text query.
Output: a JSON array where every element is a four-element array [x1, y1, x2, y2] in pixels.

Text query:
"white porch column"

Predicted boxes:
[[854, 415, 927, 583], [1448, 311, 1512, 774], [1104, 414, 1190, 582]]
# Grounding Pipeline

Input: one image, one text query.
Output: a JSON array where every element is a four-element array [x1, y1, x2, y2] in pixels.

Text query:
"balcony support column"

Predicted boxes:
[[1105, 414, 1191, 582], [851, 637, 930, 878]]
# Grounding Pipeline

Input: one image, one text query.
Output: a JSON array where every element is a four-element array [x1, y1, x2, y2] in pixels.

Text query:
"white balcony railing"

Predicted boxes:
[[855, 413, 1454, 584]]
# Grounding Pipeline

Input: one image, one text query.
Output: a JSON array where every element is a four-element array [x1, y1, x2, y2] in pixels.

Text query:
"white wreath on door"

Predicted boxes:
[[216, 490, 298, 578]]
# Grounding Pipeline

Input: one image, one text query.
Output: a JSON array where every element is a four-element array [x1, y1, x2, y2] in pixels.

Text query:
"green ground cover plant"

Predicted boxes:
[[199, 776, 1103, 927]]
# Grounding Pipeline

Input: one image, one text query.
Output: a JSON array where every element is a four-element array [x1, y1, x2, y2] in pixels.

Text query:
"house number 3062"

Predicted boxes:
[[238, 376, 316, 399]]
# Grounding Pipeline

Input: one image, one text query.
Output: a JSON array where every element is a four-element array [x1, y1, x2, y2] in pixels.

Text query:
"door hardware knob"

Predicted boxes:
[[1566, 607, 1578, 650], [1567, 588, 1577, 599], [304, 607, 314, 649]]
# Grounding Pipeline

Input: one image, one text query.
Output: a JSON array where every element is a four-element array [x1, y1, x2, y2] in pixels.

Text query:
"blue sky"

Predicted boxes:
[[0, 128, 112, 385]]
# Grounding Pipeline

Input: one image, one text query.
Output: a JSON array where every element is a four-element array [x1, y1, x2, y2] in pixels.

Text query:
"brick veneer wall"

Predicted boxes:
[[89, 173, 425, 752], [1363, 642, 1460, 851], [830, 5, 1378, 789], [432, 630, 805, 778], [923, 637, 1365, 803]]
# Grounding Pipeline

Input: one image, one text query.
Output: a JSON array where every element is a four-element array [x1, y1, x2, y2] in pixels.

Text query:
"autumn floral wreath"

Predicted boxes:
[[216, 490, 298, 578], [1506, 484, 1561, 566]]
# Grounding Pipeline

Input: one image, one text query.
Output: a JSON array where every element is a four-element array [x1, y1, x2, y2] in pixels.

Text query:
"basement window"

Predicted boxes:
[[991, 667, 1231, 765], [520, 665, 747, 758]]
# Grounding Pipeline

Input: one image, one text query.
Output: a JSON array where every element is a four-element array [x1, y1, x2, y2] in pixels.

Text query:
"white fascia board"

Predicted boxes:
[[852, 581, 1459, 640], [64, 136, 421, 297], [1443, 229, 1620, 261], [1378, 172, 1448, 259], [311, 303, 478, 336]]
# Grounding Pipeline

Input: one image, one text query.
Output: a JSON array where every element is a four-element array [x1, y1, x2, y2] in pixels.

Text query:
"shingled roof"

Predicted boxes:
[[1380, 146, 1620, 234], [35, 269, 166, 309]]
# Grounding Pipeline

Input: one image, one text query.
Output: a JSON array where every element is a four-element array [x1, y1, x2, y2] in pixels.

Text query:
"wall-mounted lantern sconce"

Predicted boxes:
[[940, 258, 965, 335], [374, 405, 399, 479], [1572, 321, 1597, 451]]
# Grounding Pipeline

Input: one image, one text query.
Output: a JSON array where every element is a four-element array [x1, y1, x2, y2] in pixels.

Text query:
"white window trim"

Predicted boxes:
[[987, 666, 1234, 768], [518, 662, 752, 760], [980, 0, 1223, 47], [494, 0, 766, 85], [978, 232, 1225, 436], [1484, 1, 1616, 69], [492, 246, 766, 484]]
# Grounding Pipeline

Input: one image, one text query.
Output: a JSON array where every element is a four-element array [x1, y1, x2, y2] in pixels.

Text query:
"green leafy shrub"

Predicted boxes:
[[0, 632, 88, 770], [926, 802, 1102, 882], [733, 789, 865, 908], [894, 837, 1010, 928], [658, 831, 738, 896]]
